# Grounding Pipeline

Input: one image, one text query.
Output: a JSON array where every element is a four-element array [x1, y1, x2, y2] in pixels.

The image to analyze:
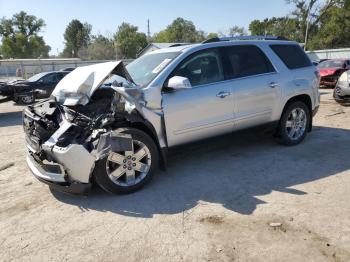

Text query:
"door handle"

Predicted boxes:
[[269, 82, 278, 88], [216, 91, 231, 98]]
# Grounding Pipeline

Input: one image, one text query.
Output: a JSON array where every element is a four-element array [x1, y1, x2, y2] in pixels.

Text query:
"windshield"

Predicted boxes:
[[126, 52, 180, 87], [102, 75, 133, 89], [27, 72, 47, 82], [318, 60, 346, 69]]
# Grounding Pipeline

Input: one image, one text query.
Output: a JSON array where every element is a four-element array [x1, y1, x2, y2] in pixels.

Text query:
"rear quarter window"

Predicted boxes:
[[270, 44, 312, 69]]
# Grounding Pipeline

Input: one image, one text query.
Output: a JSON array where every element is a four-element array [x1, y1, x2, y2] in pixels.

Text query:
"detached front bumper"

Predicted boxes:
[[24, 108, 95, 194], [26, 153, 92, 194]]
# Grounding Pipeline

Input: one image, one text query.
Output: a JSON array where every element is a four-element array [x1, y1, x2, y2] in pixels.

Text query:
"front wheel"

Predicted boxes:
[[17, 94, 35, 105], [276, 101, 310, 146], [93, 128, 159, 194]]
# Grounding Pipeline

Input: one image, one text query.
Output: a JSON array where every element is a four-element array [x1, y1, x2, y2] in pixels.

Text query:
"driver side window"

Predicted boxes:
[[172, 49, 224, 87]]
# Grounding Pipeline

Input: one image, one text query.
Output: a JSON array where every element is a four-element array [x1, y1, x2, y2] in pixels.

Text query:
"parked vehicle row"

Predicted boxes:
[[0, 71, 69, 104], [317, 59, 350, 88], [23, 36, 320, 195]]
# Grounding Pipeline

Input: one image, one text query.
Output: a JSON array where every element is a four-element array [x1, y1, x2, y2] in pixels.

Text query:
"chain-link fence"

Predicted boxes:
[[0, 59, 133, 80]]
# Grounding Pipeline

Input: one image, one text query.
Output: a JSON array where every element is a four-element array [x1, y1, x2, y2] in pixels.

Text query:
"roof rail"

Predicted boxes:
[[169, 43, 190, 47], [202, 35, 289, 44]]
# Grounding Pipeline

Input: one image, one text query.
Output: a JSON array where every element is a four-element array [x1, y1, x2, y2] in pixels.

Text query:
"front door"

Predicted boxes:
[[162, 48, 235, 147]]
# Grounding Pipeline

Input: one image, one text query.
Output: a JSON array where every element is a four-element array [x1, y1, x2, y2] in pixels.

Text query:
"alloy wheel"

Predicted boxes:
[[106, 139, 152, 187], [21, 95, 34, 104], [285, 108, 307, 141]]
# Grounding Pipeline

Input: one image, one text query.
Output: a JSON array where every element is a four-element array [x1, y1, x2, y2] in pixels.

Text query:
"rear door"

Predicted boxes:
[[162, 48, 235, 146], [224, 45, 280, 129], [270, 44, 319, 109]]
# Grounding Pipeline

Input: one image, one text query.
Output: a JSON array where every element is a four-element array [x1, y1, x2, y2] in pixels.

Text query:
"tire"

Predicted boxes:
[[276, 101, 310, 146], [333, 88, 349, 105], [17, 94, 35, 105], [93, 128, 159, 194]]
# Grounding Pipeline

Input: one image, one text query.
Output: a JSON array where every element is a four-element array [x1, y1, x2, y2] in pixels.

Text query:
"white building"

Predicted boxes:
[[138, 43, 188, 57]]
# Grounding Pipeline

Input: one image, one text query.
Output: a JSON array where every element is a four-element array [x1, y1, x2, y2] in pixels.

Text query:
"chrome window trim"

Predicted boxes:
[[163, 71, 279, 92]]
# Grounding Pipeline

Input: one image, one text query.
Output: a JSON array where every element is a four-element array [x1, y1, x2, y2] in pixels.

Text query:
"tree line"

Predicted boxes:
[[0, 0, 349, 60]]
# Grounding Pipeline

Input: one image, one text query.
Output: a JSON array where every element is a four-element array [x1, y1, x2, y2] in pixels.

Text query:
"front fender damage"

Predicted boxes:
[[24, 61, 167, 193], [92, 131, 133, 160]]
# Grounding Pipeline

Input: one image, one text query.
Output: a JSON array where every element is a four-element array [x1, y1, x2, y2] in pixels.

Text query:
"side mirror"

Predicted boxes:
[[167, 76, 192, 90]]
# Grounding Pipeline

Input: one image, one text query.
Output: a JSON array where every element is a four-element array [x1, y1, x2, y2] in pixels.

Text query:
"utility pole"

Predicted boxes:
[[304, 5, 311, 51], [304, 3, 318, 51], [147, 19, 151, 41]]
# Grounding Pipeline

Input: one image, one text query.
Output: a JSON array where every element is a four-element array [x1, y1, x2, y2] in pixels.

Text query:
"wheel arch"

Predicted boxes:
[[281, 94, 313, 132], [121, 115, 167, 169]]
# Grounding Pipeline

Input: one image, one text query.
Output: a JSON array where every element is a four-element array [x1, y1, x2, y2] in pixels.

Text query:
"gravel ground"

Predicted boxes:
[[0, 90, 350, 262]]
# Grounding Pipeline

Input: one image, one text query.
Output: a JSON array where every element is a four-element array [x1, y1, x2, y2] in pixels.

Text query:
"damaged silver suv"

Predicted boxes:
[[23, 36, 320, 194]]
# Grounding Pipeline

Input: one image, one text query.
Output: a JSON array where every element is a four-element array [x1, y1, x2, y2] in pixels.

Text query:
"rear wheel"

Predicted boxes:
[[94, 128, 159, 194], [277, 101, 310, 146]]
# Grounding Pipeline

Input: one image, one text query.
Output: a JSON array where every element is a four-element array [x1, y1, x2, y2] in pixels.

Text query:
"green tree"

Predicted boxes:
[[286, 0, 340, 49], [0, 11, 50, 58], [308, 0, 350, 49], [62, 19, 91, 57], [153, 18, 205, 43], [249, 19, 268, 35], [249, 17, 302, 41], [78, 35, 116, 60], [228, 26, 246, 36], [114, 22, 147, 59], [206, 33, 219, 39]]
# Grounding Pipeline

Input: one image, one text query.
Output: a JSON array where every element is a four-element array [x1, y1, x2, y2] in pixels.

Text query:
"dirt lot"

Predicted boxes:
[[0, 90, 350, 262]]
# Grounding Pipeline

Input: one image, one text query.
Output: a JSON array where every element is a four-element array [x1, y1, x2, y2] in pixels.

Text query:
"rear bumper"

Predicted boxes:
[[26, 153, 92, 194], [312, 106, 319, 117]]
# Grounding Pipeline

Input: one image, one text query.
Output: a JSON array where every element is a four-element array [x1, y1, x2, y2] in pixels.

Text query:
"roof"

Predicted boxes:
[[151, 43, 188, 49], [147, 44, 197, 54], [142, 39, 299, 57]]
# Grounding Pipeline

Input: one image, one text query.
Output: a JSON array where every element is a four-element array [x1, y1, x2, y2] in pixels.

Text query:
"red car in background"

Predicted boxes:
[[317, 59, 350, 88]]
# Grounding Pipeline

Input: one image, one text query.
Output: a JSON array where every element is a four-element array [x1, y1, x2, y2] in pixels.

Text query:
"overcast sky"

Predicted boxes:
[[0, 0, 293, 55]]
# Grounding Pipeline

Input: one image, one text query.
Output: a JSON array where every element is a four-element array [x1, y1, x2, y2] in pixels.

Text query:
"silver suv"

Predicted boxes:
[[23, 36, 320, 194]]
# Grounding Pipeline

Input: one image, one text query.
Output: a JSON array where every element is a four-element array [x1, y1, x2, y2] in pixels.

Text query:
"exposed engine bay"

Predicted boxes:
[[25, 88, 126, 152], [23, 61, 163, 194], [22, 60, 168, 194]]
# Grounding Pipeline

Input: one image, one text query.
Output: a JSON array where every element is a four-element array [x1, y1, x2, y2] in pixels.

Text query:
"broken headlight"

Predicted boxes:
[[54, 90, 89, 106]]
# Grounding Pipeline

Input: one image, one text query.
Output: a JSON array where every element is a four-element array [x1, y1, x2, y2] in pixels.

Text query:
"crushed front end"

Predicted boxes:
[[23, 88, 132, 194]]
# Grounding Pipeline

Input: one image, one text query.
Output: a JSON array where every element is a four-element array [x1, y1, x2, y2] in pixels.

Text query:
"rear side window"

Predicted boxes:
[[41, 73, 58, 83], [224, 45, 275, 79], [270, 44, 312, 69]]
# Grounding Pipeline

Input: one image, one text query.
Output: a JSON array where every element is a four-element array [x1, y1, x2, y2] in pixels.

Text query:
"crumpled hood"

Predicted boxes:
[[52, 61, 134, 105]]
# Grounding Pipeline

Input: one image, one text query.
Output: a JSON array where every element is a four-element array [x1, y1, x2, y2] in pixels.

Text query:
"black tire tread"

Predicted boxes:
[[276, 101, 310, 146]]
